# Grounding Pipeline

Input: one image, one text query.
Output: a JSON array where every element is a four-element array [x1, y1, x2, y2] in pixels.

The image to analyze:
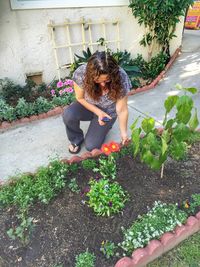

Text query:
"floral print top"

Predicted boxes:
[[72, 64, 132, 118]]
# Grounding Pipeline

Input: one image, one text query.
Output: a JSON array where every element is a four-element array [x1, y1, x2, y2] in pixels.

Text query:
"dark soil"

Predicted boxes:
[[0, 142, 200, 267]]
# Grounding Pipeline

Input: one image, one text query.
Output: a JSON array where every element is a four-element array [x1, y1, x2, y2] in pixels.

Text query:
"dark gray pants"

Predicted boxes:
[[62, 101, 116, 151]]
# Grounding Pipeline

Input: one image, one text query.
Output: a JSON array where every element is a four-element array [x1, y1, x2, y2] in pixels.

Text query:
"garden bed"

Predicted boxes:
[[0, 140, 200, 267]]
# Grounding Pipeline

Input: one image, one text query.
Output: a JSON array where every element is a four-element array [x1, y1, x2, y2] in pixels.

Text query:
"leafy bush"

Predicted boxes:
[[75, 250, 96, 267], [15, 98, 35, 118], [33, 96, 54, 114], [86, 178, 129, 216], [120, 201, 187, 255], [0, 98, 16, 122], [132, 52, 169, 82]]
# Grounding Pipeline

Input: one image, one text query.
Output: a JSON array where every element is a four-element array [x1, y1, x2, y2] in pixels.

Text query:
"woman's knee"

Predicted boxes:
[[85, 139, 102, 152]]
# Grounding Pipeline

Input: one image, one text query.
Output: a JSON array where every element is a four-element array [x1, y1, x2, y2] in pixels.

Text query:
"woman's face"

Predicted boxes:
[[94, 74, 110, 88]]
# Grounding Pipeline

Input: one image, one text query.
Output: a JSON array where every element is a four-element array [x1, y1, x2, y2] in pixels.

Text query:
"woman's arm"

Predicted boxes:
[[74, 82, 112, 125], [116, 96, 129, 144]]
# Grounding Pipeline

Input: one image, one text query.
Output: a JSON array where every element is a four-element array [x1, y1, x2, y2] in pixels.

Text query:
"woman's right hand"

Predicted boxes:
[[97, 111, 112, 126]]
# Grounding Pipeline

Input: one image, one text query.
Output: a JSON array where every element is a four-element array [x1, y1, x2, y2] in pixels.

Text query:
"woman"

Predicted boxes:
[[62, 51, 132, 154]]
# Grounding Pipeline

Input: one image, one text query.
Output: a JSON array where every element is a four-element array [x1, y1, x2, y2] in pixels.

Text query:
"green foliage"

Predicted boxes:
[[7, 213, 34, 245], [34, 160, 68, 204], [33, 96, 54, 114], [0, 160, 68, 209], [129, 0, 193, 57], [86, 178, 129, 216], [15, 98, 35, 118], [0, 98, 16, 122], [81, 159, 97, 170], [100, 240, 117, 259], [131, 86, 199, 172], [51, 95, 75, 106], [131, 52, 169, 82], [120, 201, 187, 255], [75, 250, 96, 267], [68, 178, 80, 193], [93, 154, 117, 180]]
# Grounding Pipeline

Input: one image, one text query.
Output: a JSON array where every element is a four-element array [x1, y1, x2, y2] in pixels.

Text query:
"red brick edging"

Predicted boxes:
[[0, 47, 181, 131]]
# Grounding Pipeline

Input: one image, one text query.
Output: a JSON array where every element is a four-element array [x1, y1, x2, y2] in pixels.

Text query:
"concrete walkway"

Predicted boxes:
[[1, 29, 200, 182]]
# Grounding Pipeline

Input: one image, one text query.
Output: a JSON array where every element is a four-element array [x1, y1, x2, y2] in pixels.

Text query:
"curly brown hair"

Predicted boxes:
[[83, 51, 122, 101]]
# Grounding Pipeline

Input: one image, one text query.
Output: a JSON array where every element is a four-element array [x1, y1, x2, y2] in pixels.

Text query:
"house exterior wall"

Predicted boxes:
[[0, 0, 184, 85]]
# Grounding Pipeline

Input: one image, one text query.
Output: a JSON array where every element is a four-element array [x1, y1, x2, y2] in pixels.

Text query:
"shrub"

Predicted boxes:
[[15, 98, 35, 118], [0, 98, 16, 122], [33, 96, 54, 114]]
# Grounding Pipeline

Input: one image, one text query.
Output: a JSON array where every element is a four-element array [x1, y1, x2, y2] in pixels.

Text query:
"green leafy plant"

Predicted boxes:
[[34, 160, 68, 204], [131, 85, 199, 177], [0, 98, 16, 122], [7, 213, 34, 245], [81, 159, 97, 170], [75, 250, 96, 267], [15, 97, 35, 118], [93, 154, 117, 180], [100, 240, 117, 259], [33, 96, 54, 114], [131, 52, 169, 83], [68, 178, 80, 193], [120, 201, 187, 255], [129, 0, 193, 60], [86, 178, 129, 216]]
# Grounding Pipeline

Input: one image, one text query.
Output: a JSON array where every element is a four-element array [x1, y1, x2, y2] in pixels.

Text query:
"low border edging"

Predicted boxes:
[[0, 47, 181, 132]]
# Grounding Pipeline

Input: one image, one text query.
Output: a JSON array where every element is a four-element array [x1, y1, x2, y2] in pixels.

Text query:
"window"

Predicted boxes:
[[10, 0, 129, 10]]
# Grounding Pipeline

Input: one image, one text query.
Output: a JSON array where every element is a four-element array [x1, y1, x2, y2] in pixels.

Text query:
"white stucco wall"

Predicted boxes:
[[0, 0, 184, 85]]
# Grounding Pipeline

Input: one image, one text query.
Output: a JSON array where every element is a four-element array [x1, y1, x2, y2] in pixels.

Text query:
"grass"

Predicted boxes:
[[148, 231, 200, 267]]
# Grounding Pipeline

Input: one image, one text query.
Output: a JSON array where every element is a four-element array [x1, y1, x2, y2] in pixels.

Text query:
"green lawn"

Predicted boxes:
[[148, 231, 200, 267]]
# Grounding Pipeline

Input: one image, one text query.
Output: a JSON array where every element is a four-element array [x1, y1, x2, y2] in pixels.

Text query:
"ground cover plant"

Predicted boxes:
[[0, 87, 200, 266]]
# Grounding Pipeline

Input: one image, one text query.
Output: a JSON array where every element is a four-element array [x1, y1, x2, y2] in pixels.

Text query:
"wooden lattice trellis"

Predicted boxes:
[[48, 18, 121, 80]]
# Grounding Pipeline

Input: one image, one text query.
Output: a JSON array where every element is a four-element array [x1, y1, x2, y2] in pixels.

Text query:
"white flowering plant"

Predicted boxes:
[[119, 201, 187, 255]]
